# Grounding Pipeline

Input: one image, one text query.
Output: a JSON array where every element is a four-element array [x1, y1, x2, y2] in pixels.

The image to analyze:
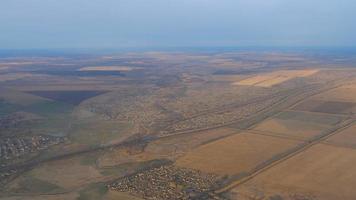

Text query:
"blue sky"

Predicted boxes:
[[1, 0, 356, 49]]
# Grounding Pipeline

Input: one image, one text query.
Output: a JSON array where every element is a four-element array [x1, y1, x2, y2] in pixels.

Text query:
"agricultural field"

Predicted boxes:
[[324, 123, 356, 148], [292, 100, 356, 114], [1, 51, 356, 200], [175, 132, 301, 175], [312, 84, 356, 103], [234, 69, 319, 87], [228, 144, 356, 200], [292, 84, 356, 115], [251, 110, 345, 140]]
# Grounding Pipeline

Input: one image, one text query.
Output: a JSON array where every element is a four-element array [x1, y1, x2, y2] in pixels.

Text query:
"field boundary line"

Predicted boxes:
[[246, 129, 308, 142], [284, 109, 350, 118]]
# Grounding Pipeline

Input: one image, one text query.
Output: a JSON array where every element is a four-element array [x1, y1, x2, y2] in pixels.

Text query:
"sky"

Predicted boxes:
[[1, 0, 356, 49]]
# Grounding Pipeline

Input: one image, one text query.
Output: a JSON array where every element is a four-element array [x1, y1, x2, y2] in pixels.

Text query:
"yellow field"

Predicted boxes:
[[233, 69, 319, 87], [78, 66, 141, 71], [175, 132, 300, 175], [230, 144, 356, 200]]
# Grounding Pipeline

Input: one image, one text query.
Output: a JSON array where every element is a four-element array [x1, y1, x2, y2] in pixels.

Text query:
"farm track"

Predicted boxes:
[[0, 77, 353, 191]]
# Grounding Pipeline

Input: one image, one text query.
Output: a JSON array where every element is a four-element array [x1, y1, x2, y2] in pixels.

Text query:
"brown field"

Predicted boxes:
[[324, 123, 356, 148], [252, 119, 329, 140], [233, 69, 319, 87], [78, 66, 141, 71], [230, 144, 356, 200], [252, 110, 344, 140], [312, 84, 356, 103], [292, 99, 356, 114], [97, 127, 237, 167], [292, 84, 356, 114], [175, 132, 300, 175]]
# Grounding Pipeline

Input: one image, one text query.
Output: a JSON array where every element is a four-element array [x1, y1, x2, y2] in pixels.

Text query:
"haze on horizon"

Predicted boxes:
[[1, 0, 356, 49]]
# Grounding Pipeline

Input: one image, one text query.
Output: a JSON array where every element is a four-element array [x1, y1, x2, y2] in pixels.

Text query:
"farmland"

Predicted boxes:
[[1, 51, 356, 200], [234, 69, 319, 87], [292, 83, 356, 115], [251, 110, 345, 140], [175, 132, 301, 175], [228, 144, 356, 200]]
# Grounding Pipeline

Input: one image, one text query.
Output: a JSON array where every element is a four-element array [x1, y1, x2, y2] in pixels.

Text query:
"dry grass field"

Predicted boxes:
[[293, 99, 356, 114], [233, 69, 318, 87], [175, 132, 300, 175], [252, 110, 345, 140], [292, 84, 356, 114], [312, 84, 356, 103], [229, 144, 356, 200], [324, 123, 356, 148]]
